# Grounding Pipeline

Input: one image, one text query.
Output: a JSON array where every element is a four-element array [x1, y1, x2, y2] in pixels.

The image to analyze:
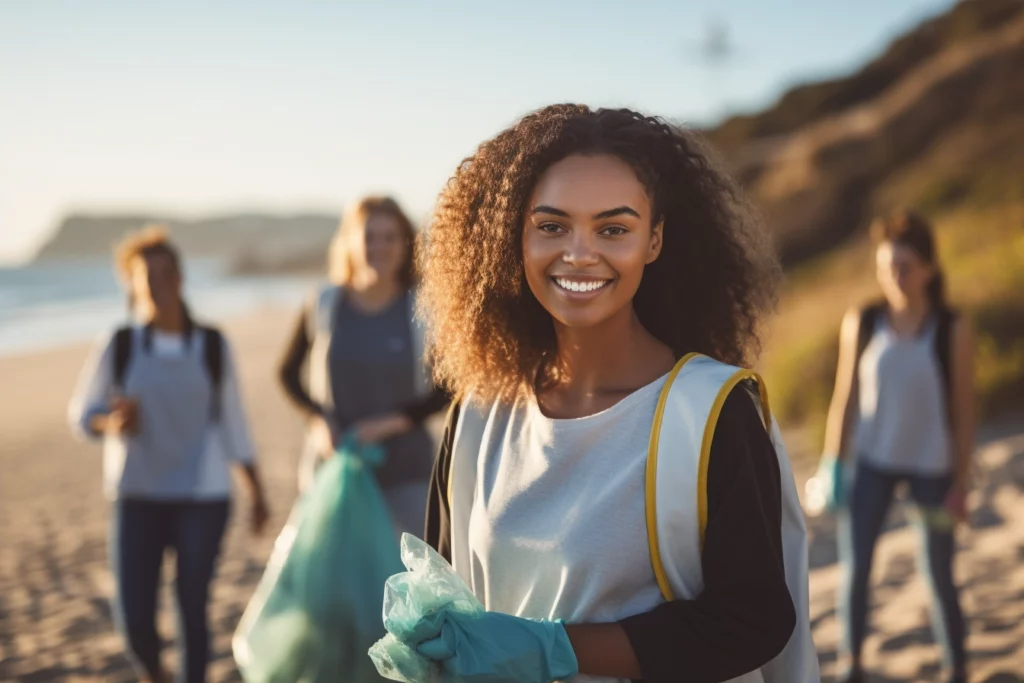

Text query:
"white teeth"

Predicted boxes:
[[555, 278, 609, 293]]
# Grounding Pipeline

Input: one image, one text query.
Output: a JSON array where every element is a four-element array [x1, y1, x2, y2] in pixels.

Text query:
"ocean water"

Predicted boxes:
[[0, 259, 319, 355]]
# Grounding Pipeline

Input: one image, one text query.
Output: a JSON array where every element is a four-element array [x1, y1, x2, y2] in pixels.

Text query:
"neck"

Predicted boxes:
[[551, 305, 670, 397], [888, 294, 930, 317], [147, 302, 185, 333], [348, 271, 402, 311]]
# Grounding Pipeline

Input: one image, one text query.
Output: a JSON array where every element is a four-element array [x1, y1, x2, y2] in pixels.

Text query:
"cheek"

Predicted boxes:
[[606, 240, 650, 278], [521, 235, 551, 274]]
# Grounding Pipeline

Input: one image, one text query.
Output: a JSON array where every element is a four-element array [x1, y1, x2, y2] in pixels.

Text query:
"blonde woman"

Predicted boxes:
[[278, 196, 448, 536], [69, 227, 268, 683]]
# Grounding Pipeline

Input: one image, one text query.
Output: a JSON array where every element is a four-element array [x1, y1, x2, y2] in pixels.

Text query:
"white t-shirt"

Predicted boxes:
[[455, 374, 670, 683]]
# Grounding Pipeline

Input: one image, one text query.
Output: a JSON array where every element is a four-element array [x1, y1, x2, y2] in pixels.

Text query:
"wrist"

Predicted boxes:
[[544, 620, 579, 683]]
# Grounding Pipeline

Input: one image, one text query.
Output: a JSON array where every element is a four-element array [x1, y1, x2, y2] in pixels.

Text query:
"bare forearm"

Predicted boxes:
[[235, 463, 265, 500], [564, 623, 642, 680], [824, 398, 855, 458], [953, 418, 974, 487]]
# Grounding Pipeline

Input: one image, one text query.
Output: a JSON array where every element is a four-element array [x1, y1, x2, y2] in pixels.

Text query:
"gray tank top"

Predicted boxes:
[[327, 292, 434, 488], [854, 313, 953, 474]]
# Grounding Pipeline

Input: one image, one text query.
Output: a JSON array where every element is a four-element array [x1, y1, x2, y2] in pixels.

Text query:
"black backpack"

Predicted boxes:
[[855, 301, 957, 422], [112, 325, 225, 420]]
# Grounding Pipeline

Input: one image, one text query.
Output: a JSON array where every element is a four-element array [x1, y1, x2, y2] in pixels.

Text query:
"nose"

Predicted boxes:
[[561, 229, 600, 268]]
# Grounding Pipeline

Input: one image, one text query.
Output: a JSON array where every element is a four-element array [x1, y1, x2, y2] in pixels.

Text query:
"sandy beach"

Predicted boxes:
[[1, 308, 1021, 682]]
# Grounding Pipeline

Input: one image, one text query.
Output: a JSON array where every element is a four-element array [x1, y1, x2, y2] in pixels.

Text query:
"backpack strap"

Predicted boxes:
[[934, 306, 957, 423], [202, 326, 225, 421], [112, 326, 134, 391], [855, 301, 885, 366]]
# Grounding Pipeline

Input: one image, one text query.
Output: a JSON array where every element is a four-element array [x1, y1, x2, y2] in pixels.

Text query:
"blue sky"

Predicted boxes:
[[0, 0, 956, 263]]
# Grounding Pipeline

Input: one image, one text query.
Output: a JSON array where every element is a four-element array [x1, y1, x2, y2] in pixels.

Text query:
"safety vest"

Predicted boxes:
[[448, 353, 819, 683]]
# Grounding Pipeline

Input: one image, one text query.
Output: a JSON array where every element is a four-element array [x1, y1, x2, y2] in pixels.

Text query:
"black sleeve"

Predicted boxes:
[[399, 385, 453, 426], [619, 386, 796, 683], [424, 402, 458, 563], [276, 309, 322, 417]]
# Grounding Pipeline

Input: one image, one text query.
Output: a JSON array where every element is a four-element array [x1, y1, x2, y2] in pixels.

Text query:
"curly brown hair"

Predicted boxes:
[[418, 104, 781, 402]]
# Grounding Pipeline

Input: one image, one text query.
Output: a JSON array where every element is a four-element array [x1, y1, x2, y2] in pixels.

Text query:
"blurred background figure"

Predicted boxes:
[[821, 210, 974, 683], [67, 227, 270, 683], [277, 196, 448, 537]]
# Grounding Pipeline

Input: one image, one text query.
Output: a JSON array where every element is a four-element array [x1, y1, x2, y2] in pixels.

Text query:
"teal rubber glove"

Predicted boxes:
[[415, 610, 579, 683], [819, 454, 846, 512]]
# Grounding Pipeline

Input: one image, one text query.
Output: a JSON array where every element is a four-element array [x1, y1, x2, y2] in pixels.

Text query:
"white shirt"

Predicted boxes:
[[456, 376, 669, 683], [68, 326, 256, 500]]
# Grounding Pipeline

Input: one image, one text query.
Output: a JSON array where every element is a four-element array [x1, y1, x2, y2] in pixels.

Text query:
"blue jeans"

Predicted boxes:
[[110, 499, 230, 683], [838, 461, 966, 677]]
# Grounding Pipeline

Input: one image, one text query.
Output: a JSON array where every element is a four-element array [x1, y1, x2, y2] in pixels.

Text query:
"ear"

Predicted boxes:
[[646, 221, 664, 264]]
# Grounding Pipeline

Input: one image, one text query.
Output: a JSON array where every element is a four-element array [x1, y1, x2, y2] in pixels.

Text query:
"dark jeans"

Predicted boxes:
[[110, 499, 230, 683], [838, 461, 966, 677]]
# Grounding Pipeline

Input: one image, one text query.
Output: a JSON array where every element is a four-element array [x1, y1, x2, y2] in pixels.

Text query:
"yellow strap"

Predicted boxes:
[[647, 357, 773, 601], [645, 352, 700, 602], [696, 369, 772, 551]]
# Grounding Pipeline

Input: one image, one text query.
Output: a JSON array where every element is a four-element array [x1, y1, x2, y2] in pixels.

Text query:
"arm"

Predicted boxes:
[[357, 385, 454, 445], [612, 387, 796, 683], [277, 308, 322, 417], [949, 316, 976, 501], [823, 308, 862, 461], [218, 336, 270, 533], [68, 332, 116, 440], [399, 386, 453, 427]]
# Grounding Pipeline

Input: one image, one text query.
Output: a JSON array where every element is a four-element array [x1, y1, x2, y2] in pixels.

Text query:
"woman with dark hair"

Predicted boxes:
[[385, 105, 819, 683], [68, 226, 269, 683], [278, 196, 449, 536], [822, 210, 974, 683]]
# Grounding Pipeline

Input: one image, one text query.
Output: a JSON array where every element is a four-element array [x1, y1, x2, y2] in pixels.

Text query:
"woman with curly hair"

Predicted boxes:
[[385, 105, 819, 683]]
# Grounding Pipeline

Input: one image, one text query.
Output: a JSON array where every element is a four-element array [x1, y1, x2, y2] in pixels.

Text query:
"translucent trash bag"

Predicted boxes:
[[233, 440, 403, 683], [369, 534, 484, 682]]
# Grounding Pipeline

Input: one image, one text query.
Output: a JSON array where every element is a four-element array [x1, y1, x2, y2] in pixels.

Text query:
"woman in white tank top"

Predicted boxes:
[[821, 210, 976, 683]]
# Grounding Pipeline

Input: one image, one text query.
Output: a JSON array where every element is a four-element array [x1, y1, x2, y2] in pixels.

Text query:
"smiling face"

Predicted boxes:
[[522, 153, 663, 330]]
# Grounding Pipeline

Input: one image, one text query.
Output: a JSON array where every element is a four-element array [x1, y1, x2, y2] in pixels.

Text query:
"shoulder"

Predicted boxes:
[[705, 383, 782, 512], [89, 324, 133, 360], [711, 383, 775, 462]]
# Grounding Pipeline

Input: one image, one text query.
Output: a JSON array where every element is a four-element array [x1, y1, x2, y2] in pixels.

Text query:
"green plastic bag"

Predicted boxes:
[[234, 439, 404, 683], [369, 534, 485, 682]]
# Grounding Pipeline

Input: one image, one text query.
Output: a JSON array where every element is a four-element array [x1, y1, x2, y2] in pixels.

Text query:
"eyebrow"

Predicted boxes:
[[531, 205, 641, 220]]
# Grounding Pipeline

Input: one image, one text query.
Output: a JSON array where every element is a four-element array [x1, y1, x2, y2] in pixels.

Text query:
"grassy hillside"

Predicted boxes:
[[704, 0, 1024, 264]]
